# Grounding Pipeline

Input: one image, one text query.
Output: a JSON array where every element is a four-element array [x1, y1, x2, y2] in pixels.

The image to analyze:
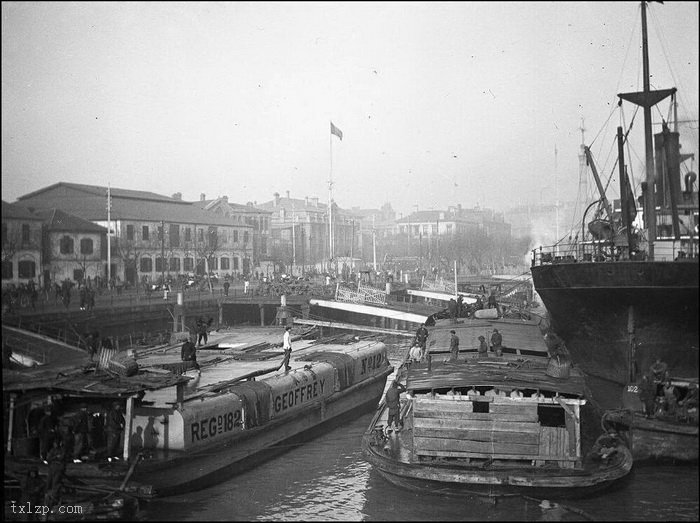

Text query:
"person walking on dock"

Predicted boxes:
[[279, 326, 292, 372], [449, 330, 460, 361], [490, 329, 503, 357]]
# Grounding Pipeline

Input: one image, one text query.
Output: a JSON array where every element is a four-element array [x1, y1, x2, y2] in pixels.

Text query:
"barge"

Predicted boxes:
[[4, 326, 393, 498], [361, 318, 633, 499]]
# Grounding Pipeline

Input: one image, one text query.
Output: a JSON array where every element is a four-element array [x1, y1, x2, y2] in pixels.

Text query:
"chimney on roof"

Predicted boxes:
[[286, 190, 290, 199], [172, 192, 182, 200], [222, 195, 228, 203], [200, 193, 206, 201], [311, 197, 319, 207], [274, 192, 280, 207], [305, 196, 309, 207]]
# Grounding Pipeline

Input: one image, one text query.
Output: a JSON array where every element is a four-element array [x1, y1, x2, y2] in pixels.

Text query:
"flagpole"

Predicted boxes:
[[329, 125, 333, 264]]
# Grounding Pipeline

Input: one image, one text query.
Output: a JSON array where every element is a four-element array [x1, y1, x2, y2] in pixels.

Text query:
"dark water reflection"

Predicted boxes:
[[143, 339, 698, 521], [142, 411, 698, 521]]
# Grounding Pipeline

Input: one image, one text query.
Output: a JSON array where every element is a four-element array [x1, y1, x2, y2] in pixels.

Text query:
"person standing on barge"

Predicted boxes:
[[477, 335, 488, 359], [385, 380, 407, 431], [490, 328, 503, 357], [105, 402, 125, 460], [279, 326, 292, 372], [448, 330, 460, 361]]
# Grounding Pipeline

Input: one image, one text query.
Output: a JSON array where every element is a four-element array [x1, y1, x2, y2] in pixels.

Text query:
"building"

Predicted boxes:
[[32, 208, 107, 286], [1, 201, 44, 287], [191, 194, 272, 271], [257, 191, 363, 274], [15, 182, 256, 286]]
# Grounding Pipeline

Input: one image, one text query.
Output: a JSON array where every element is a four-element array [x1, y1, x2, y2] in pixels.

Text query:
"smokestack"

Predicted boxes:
[[286, 190, 290, 199], [274, 192, 280, 207], [200, 193, 206, 201]]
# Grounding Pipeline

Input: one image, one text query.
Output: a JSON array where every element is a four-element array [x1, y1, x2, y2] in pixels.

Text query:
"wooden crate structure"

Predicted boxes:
[[412, 395, 581, 467]]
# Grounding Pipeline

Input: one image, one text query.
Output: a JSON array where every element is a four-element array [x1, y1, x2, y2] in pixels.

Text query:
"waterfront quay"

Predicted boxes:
[[2, 280, 315, 355]]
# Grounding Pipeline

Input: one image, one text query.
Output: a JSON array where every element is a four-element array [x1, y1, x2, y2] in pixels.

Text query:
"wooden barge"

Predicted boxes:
[[361, 318, 633, 499], [4, 326, 393, 498], [602, 377, 698, 463]]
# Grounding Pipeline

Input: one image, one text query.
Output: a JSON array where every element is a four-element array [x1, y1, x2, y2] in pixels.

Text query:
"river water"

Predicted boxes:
[[141, 339, 699, 522]]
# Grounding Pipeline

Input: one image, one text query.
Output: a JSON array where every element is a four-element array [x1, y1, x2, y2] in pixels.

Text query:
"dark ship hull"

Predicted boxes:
[[531, 260, 699, 385]]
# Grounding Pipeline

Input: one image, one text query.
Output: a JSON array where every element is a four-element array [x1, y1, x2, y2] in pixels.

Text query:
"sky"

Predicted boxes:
[[2, 1, 698, 217]]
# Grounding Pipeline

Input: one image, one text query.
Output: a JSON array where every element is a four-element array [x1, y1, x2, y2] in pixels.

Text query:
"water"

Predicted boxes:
[[141, 339, 699, 522]]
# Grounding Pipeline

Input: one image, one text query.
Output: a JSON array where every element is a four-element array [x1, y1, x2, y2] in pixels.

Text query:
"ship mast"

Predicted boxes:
[[618, 1, 676, 259]]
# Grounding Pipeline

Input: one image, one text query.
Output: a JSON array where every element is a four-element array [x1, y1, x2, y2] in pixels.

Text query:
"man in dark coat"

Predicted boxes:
[[449, 330, 460, 361], [491, 329, 503, 357], [385, 380, 407, 431], [38, 408, 55, 462], [105, 402, 125, 460]]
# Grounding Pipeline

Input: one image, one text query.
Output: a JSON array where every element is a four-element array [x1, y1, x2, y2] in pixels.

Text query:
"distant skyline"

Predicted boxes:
[[2, 2, 698, 217]]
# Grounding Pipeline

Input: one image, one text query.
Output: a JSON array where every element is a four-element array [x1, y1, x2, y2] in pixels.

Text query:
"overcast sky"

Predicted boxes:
[[2, 1, 698, 216]]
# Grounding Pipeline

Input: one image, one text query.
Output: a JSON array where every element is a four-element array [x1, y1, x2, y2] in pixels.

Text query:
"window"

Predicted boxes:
[[208, 227, 217, 249], [185, 228, 191, 242], [169, 224, 180, 248], [220, 257, 230, 270], [157, 225, 163, 241], [220, 231, 227, 244], [2, 261, 13, 279], [198, 229, 204, 242], [233, 257, 239, 270], [126, 224, 134, 241], [169, 257, 180, 272], [209, 257, 218, 270], [21, 224, 30, 244], [142, 226, 150, 241], [155, 257, 165, 272], [60, 236, 74, 255], [73, 269, 83, 282], [1, 223, 7, 245], [233, 230, 239, 243], [243, 231, 249, 243], [140, 257, 152, 273], [80, 238, 94, 255], [184, 258, 194, 271]]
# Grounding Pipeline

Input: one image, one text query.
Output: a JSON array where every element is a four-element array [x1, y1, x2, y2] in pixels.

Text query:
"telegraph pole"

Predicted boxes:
[[161, 220, 165, 285], [106, 184, 112, 283]]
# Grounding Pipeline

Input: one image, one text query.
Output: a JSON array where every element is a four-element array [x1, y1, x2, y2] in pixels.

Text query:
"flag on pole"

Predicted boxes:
[[330, 121, 343, 141]]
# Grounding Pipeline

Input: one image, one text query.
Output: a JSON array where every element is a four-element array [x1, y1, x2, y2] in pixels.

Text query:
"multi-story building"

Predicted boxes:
[[15, 183, 255, 285], [1, 201, 44, 287], [192, 194, 272, 270], [32, 208, 107, 286], [257, 191, 363, 272]]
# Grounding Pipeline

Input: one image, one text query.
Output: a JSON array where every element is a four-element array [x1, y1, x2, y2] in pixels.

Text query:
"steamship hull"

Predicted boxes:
[[531, 260, 699, 386]]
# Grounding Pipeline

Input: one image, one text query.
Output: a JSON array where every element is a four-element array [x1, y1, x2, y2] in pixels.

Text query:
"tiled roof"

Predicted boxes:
[[15, 183, 243, 227], [1, 200, 43, 221], [18, 182, 181, 203], [32, 208, 107, 232]]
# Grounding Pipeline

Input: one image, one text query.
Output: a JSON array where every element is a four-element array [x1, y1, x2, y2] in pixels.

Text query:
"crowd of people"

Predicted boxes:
[[638, 358, 698, 422], [28, 401, 126, 507]]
